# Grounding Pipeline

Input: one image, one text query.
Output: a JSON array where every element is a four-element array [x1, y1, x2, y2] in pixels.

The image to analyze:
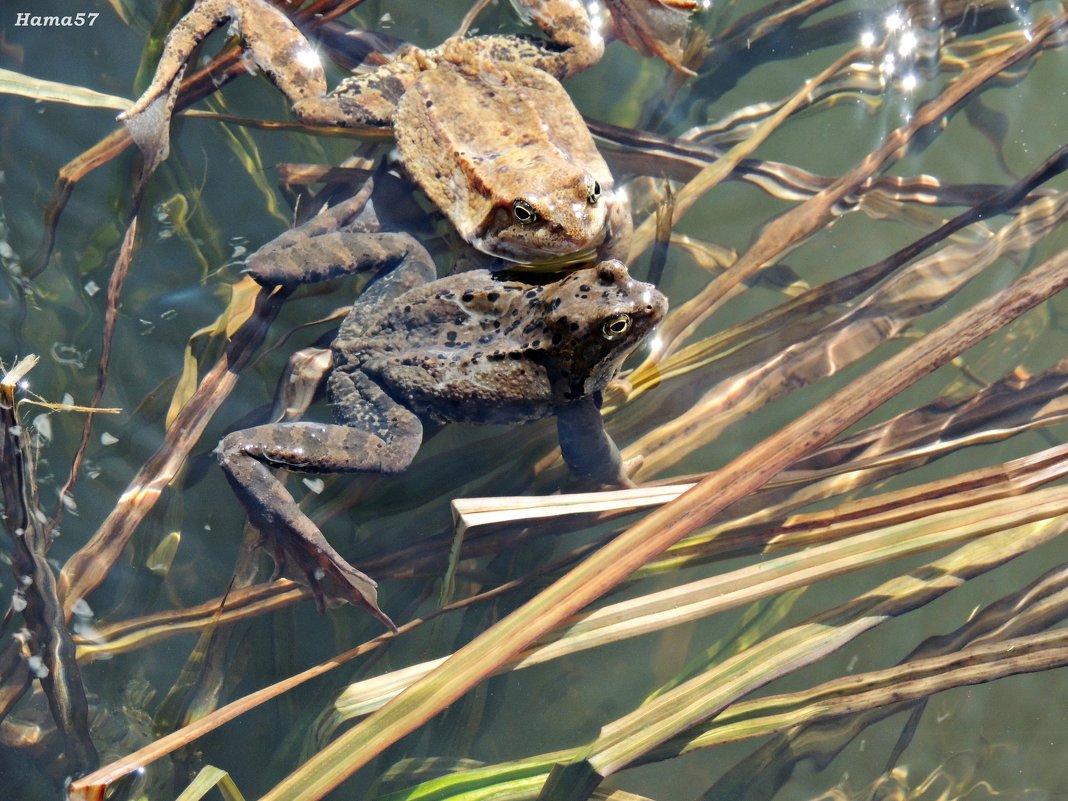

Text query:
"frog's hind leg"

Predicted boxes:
[[246, 230, 436, 288], [501, 0, 605, 77], [121, 0, 328, 153], [216, 373, 422, 629]]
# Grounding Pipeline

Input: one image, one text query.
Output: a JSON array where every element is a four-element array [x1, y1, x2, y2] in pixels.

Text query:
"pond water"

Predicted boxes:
[[3, 0, 1068, 799]]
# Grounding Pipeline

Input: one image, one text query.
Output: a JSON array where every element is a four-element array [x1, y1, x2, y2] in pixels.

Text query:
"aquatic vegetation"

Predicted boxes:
[[2, 1, 1068, 800]]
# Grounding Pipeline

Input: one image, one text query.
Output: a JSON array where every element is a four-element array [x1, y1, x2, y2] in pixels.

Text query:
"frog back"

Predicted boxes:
[[394, 57, 614, 264], [332, 273, 559, 426]]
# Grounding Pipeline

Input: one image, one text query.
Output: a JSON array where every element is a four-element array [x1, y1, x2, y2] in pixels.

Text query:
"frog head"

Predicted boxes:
[[532, 260, 667, 401]]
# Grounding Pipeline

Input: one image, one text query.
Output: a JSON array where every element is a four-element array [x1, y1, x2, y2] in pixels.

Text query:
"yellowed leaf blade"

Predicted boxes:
[[331, 484, 1068, 723], [174, 765, 248, 801], [450, 483, 694, 536], [0, 67, 132, 110], [165, 276, 264, 427], [579, 513, 1068, 784]]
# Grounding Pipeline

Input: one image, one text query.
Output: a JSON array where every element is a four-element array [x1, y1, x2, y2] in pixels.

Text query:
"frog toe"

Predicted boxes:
[[281, 529, 398, 631], [308, 558, 398, 633]]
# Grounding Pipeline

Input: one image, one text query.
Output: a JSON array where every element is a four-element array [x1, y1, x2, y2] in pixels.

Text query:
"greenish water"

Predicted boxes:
[[3, 1, 1068, 799]]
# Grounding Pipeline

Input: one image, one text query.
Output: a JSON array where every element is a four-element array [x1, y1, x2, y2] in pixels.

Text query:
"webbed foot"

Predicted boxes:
[[602, 0, 699, 75], [216, 417, 422, 631]]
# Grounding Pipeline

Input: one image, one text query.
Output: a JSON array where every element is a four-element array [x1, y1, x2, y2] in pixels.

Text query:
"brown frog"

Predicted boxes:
[[121, 0, 687, 268], [216, 252, 667, 629]]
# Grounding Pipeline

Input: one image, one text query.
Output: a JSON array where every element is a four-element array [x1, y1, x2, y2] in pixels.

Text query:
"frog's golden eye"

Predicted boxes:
[[512, 199, 538, 225], [586, 176, 601, 205], [600, 313, 631, 341]]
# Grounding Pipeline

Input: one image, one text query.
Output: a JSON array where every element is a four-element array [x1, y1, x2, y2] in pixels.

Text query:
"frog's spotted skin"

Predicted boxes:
[[217, 259, 667, 628], [333, 260, 665, 427]]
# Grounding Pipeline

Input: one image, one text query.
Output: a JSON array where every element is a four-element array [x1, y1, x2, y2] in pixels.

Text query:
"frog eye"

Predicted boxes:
[[600, 313, 631, 341], [512, 199, 538, 225], [586, 176, 601, 205]]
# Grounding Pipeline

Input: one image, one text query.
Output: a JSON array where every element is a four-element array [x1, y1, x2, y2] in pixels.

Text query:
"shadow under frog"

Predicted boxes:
[[216, 251, 667, 630]]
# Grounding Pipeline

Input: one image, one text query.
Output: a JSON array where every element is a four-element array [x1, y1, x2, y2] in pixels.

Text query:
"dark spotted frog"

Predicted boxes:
[[217, 255, 667, 628]]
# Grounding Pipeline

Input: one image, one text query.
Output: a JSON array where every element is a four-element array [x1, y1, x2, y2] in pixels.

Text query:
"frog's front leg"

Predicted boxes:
[[556, 396, 633, 488], [245, 188, 437, 289], [216, 387, 423, 629]]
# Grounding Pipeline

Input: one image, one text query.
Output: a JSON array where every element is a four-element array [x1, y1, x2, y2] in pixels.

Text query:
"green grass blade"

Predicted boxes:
[[175, 766, 248, 801]]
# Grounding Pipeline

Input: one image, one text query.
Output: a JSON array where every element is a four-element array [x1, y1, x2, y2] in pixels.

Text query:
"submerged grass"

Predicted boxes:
[[4, 1, 1068, 800]]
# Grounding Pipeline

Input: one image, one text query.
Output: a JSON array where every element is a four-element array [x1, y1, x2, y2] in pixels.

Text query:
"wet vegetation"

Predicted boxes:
[[2, 1, 1068, 799]]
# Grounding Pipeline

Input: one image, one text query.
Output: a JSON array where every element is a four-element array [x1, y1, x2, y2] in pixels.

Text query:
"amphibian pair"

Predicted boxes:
[[126, 0, 683, 626], [219, 251, 666, 628]]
